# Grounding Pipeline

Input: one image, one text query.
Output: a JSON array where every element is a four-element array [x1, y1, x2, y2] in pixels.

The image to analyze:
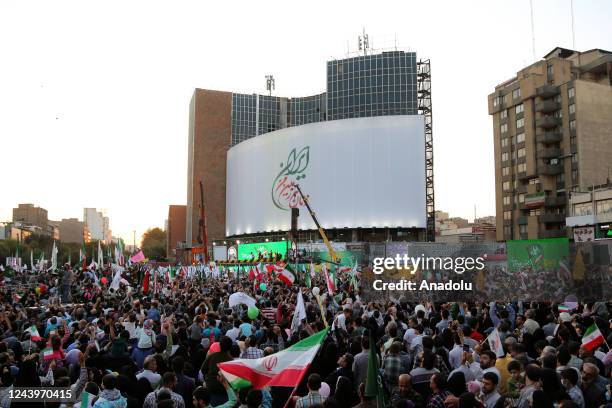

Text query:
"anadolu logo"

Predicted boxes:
[[262, 355, 278, 371], [271, 146, 310, 210]]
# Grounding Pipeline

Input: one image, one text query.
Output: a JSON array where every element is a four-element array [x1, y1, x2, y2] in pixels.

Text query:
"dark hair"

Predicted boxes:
[[507, 360, 522, 372], [483, 372, 498, 385], [157, 400, 175, 408], [102, 374, 117, 390], [172, 356, 185, 373], [422, 350, 435, 370], [525, 364, 541, 382], [246, 389, 263, 408], [542, 353, 557, 370], [307, 373, 322, 391], [556, 346, 570, 366], [193, 386, 211, 404], [560, 368, 578, 386], [421, 336, 434, 351], [162, 372, 176, 387], [220, 336, 233, 352], [567, 341, 580, 355]]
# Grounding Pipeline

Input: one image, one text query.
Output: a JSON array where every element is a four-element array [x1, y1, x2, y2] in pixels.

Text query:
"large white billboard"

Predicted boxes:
[[226, 115, 426, 236]]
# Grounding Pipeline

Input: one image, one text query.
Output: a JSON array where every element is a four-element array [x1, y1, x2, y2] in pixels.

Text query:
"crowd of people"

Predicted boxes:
[[0, 263, 611, 408]]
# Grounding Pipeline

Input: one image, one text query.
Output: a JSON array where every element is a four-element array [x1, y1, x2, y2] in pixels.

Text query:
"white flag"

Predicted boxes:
[[228, 292, 257, 308], [51, 241, 58, 271], [290, 290, 307, 334], [98, 241, 104, 268], [110, 265, 124, 291], [488, 328, 505, 357]]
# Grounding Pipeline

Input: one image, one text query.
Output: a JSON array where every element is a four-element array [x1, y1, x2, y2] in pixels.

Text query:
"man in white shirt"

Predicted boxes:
[[448, 334, 465, 370], [136, 356, 162, 389]]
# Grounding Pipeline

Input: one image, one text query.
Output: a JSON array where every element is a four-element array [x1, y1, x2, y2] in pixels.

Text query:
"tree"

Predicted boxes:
[[141, 228, 166, 261]]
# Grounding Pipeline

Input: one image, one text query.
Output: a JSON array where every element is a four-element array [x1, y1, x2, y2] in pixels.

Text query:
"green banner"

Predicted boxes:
[[507, 237, 569, 273], [237, 241, 287, 261]]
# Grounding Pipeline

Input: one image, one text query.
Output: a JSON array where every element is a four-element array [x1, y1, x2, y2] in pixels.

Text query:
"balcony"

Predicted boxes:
[[535, 100, 561, 113], [536, 116, 562, 129], [536, 84, 560, 99], [536, 132, 563, 145], [518, 216, 528, 225], [539, 213, 566, 223], [538, 147, 563, 159], [540, 164, 563, 175], [539, 229, 566, 238], [544, 196, 566, 207]]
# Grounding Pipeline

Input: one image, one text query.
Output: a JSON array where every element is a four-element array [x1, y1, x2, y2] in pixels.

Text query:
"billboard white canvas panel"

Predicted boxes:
[[225, 115, 426, 236]]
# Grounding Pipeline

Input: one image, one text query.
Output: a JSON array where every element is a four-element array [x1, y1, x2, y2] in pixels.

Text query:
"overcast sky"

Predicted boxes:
[[1, 0, 611, 244]]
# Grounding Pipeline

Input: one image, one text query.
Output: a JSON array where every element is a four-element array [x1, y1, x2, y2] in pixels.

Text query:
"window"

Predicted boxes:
[[570, 120, 576, 130], [516, 118, 525, 128], [518, 163, 527, 173], [501, 138, 508, 148], [500, 109, 508, 119], [493, 96, 501, 107], [502, 152, 509, 162], [569, 104, 575, 115], [517, 132, 525, 143], [519, 194, 525, 203], [504, 211, 512, 220], [519, 224, 527, 234], [597, 199, 612, 215], [529, 209, 541, 216], [502, 166, 510, 176], [500, 123, 508, 134], [503, 181, 510, 191], [503, 196, 511, 205], [574, 202, 592, 216], [571, 154, 578, 164], [572, 169, 578, 182], [547, 64, 554, 78], [513, 88, 521, 99], [554, 110, 562, 118], [529, 178, 540, 185], [504, 225, 512, 236], [568, 87, 575, 99], [515, 103, 524, 115], [517, 148, 526, 158]]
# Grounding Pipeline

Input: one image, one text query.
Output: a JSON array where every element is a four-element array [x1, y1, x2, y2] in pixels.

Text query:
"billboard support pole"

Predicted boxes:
[[418, 59, 435, 242]]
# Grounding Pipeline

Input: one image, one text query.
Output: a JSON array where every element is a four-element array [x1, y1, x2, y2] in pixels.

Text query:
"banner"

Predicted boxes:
[[574, 226, 595, 242]]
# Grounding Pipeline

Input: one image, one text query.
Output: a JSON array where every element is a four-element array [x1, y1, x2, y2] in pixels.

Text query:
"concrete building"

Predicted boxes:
[[167, 205, 187, 260], [489, 47, 612, 241], [84, 208, 111, 243], [56, 218, 89, 244], [187, 50, 434, 246], [566, 183, 612, 240], [12, 204, 48, 230]]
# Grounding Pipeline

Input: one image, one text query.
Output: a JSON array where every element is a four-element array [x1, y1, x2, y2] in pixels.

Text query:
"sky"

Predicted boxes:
[[1, 0, 611, 244]]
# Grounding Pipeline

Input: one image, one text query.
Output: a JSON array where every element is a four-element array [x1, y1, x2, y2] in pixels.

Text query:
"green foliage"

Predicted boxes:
[[141, 227, 166, 261]]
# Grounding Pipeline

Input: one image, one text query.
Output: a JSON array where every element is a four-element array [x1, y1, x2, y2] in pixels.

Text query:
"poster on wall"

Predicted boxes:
[[573, 226, 595, 242], [506, 238, 569, 273]]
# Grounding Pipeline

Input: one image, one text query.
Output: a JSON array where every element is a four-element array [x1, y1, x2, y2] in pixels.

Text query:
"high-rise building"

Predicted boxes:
[[56, 218, 89, 244], [489, 47, 612, 241], [167, 205, 187, 259], [187, 50, 434, 246], [12, 204, 48, 230], [84, 208, 111, 243]]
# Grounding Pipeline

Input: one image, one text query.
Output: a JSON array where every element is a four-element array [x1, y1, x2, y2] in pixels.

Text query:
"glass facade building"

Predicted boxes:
[[230, 50, 418, 146]]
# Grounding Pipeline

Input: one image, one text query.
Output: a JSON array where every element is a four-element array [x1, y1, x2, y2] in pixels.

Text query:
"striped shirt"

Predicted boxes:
[[296, 391, 326, 408]]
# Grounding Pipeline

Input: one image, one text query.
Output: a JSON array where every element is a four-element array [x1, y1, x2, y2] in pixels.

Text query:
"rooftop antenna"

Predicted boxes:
[[529, 0, 537, 61], [358, 27, 369, 56], [394, 32, 397, 51], [265, 75, 275, 96]]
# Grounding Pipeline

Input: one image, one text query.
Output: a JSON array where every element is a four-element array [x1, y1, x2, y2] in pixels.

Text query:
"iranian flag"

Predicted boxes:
[[219, 328, 329, 389], [279, 266, 295, 286], [323, 264, 335, 294], [42, 347, 56, 361], [558, 304, 571, 313], [582, 324, 605, 351], [27, 325, 42, 341]]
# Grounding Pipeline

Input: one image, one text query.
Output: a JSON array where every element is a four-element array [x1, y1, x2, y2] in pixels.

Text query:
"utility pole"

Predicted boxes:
[[133, 230, 136, 252]]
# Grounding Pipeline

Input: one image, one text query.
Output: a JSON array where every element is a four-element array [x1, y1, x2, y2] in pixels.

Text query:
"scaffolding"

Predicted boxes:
[[418, 59, 435, 242]]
